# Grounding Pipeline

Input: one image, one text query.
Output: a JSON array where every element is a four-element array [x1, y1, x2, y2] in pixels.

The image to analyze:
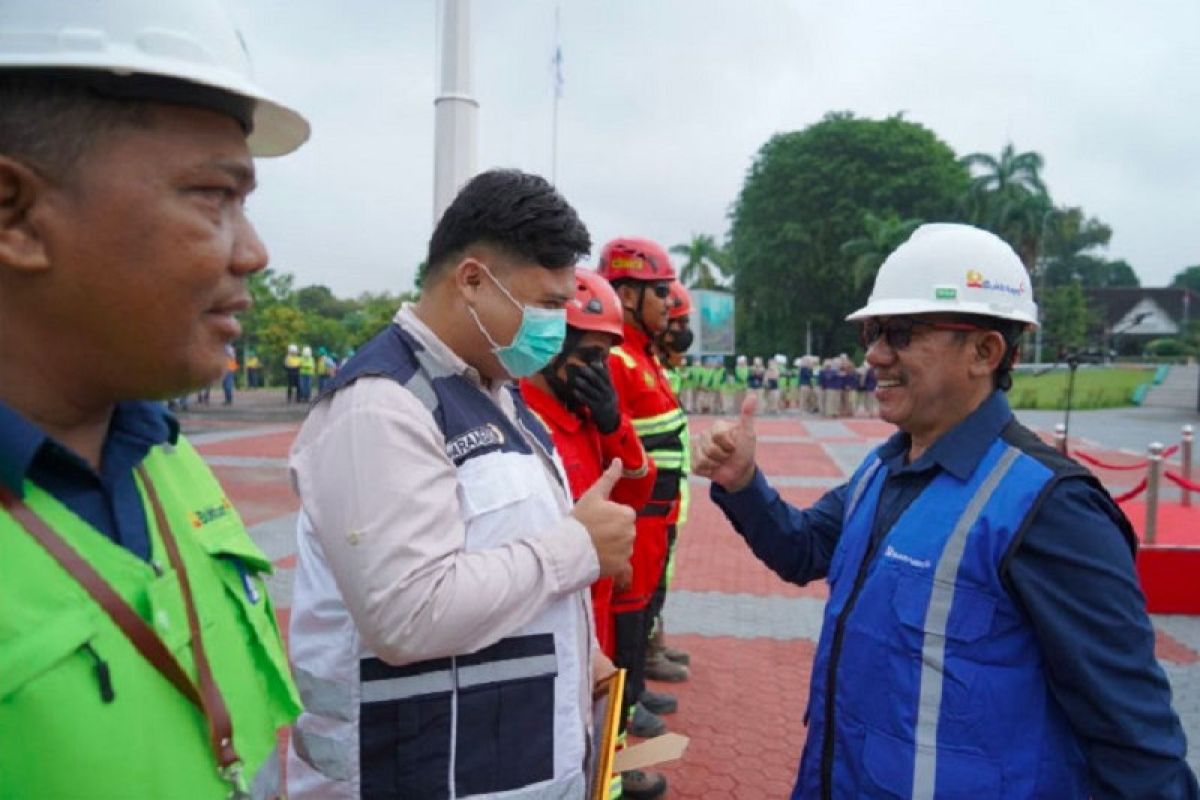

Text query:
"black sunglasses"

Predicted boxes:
[[859, 318, 984, 351], [647, 282, 671, 299]]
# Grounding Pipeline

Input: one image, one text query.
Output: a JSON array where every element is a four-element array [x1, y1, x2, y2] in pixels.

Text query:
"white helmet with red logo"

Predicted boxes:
[[846, 223, 1038, 327], [0, 0, 309, 156]]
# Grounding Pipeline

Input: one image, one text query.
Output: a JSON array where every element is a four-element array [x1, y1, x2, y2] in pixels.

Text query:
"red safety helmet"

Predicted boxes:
[[667, 280, 692, 319], [595, 237, 676, 283], [567, 268, 625, 342]]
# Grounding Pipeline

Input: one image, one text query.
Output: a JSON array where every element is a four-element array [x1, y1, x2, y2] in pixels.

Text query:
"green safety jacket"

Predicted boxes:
[[0, 437, 301, 799], [666, 366, 683, 396], [298, 355, 316, 377]]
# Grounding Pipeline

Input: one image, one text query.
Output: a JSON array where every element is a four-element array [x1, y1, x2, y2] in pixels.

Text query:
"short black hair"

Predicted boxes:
[[424, 169, 590, 281], [0, 72, 153, 180]]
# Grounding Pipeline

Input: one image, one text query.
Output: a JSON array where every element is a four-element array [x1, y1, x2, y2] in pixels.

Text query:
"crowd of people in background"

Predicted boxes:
[[674, 353, 877, 418]]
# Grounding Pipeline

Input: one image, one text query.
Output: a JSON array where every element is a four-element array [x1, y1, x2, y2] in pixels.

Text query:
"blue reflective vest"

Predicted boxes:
[[797, 435, 1097, 799]]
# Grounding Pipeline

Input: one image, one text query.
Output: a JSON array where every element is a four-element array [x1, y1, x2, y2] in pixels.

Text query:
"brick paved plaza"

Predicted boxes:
[[185, 397, 1200, 797]]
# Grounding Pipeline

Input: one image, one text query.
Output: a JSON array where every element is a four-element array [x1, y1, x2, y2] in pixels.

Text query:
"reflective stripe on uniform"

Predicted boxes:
[[292, 726, 355, 783], [845, 457, 882, 523], [631, 408, 686, 437], [910, 446, 1020, 800], [294, 665, 354, 721], [360, 670, 454, 704], [457, 654, 558, 689], [610, 347, 637, 368], [647, 451, 684, 471]]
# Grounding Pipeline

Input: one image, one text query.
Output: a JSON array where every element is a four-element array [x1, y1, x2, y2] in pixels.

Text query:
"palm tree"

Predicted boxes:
[[840, 212, 923, 292], [960, 143, 1052, 273], [670, 234, 729, 289], [961, 143, 1046, 200]]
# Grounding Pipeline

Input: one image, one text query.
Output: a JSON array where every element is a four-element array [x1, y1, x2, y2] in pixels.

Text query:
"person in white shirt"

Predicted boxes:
[[287, 170, 636, 799]]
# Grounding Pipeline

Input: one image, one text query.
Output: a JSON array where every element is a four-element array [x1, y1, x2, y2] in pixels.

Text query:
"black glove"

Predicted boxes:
[[567, 361, 621, 434]]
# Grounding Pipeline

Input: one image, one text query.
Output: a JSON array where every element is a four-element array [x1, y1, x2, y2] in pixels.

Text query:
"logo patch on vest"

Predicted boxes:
[[190, 498, 234, 529], [446, 423, 506, 462], [884, 544, 931, 570]]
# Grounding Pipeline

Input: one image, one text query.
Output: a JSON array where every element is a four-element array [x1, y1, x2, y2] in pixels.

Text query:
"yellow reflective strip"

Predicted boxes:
[[610, 346, 637, 368], [634, 408, 685, 428]]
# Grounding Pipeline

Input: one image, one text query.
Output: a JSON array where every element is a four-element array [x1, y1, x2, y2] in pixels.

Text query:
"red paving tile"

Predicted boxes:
[[212, 466, 300, 527], [648, 635, 813, 799], [195, 428, 298, 458], [754, 442, 843, 478], [1155, 629, 1200, 665], [674, 489, 829, 599], [841, 418, 896, 438]]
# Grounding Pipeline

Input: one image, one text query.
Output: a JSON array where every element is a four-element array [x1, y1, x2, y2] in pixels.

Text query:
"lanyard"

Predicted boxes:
[[0, 469, 250, 799]]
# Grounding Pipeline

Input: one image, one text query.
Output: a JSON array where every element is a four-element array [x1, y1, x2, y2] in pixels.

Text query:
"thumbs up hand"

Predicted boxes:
[[572, 459, 636, 577], [694, 394, 759, 492]]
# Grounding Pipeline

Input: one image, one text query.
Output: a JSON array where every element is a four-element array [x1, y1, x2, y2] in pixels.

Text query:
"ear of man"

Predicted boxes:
[[0, 156, 52, 274], [970, 329, 1007, 379]]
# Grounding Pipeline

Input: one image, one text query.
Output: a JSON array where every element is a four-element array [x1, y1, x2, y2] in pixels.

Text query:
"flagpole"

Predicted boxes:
[[433, 0, 478, 223], [551, 3, 561, 184]]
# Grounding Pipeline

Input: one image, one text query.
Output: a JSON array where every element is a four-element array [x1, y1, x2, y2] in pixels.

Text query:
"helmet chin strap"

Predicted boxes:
[[630, 284, 656, 341]]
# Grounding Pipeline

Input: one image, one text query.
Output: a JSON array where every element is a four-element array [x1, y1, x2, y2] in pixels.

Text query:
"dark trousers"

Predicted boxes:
[[613, 607, 649, 733], [645, 525, 678, 628], [286, 368, 299, 402]]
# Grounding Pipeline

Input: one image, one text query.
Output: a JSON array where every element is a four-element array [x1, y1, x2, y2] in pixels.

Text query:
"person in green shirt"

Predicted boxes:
[[0, 2, 308, 797]]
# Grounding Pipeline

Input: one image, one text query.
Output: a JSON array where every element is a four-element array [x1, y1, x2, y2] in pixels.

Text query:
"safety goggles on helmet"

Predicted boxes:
[[859, 317, 984, 351]]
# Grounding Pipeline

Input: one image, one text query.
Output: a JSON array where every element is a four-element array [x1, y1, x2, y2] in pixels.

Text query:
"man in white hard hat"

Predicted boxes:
[[695, 223, 1198, 798], [0, 1, 308, 797]]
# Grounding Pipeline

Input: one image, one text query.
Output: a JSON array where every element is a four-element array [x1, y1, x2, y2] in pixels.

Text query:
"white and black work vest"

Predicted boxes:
[[287, 324, 592, 799]]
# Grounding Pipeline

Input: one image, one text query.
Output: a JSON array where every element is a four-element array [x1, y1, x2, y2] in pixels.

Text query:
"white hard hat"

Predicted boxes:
[[301, 345, 312, 356], [0, 0, 309, 156], [846, 223, 1038, 328], [287, 343, 298, 353]]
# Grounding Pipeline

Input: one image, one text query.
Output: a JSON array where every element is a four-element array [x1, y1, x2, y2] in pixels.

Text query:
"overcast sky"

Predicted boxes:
[[230, 0, 1200, 298]]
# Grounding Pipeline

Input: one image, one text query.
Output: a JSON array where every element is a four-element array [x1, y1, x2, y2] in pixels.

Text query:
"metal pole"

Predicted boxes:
[[551, 4, 560, 184], [1062, 357, 1078, 452], [1183, 424, 1194, 508], [1054, 423, 1067, 455], [433, 0, 478, 224], [1146, 441, 1163, 545]]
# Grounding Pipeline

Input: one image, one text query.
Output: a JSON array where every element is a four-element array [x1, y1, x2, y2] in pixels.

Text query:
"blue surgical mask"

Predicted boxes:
[[468, 263, 567, 378]]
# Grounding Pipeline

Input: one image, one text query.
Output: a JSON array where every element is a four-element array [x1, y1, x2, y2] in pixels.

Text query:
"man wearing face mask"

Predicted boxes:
[[519, 268, 657, 657], [598, 238, 691, 748], [286, 170, 637, 800]]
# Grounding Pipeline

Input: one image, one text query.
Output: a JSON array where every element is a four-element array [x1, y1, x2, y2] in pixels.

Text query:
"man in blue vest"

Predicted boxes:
[[694, 223, 1198, 799]]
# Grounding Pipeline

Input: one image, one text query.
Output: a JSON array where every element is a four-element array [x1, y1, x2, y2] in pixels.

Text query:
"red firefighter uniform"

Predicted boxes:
[[519, 382, 655, 656], [607, 321, 686, 613]]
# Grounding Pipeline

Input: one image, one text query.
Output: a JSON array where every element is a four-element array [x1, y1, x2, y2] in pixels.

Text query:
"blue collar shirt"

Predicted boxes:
[[0, 399, 178, 562]]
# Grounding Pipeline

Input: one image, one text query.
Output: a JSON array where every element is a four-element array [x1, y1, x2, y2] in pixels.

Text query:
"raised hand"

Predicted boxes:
[[693, 393, 758, 492], [571, 458, 636, 577]]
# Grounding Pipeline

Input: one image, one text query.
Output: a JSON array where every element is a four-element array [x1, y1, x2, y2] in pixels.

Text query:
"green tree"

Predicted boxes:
[[839, 212, 923, 292], [1171, 265, 1200, 293], [1045, 255, 1139, 289], [960, 143, 1051, 271], [1041, 283, 1094, 352], [728, 112, 967, 356], [670, 234, 728, 289], [295, 284, 353, 319], [256, 305, 307, 384]]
